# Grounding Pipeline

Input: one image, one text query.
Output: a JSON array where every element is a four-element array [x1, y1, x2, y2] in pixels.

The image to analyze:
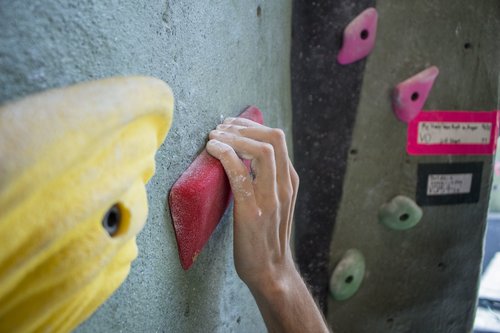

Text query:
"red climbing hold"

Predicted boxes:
[[337, 8, 378, 65], [392, 66, 439, 123], [169, 106, 264, 270]]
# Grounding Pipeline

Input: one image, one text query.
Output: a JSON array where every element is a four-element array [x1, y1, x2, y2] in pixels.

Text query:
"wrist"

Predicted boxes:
[[244, 260, 302, 301], [244, 262, 330, 333]]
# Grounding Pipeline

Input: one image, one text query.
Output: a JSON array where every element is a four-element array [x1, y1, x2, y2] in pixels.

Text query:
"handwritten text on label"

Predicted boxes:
[[417, 122, 491, 145]]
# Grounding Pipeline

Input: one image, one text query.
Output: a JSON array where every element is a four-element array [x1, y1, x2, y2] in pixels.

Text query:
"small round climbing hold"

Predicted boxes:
[[329, 249, 365, 301], [378, 195, 423, 231], [360, 29, 369, 40]]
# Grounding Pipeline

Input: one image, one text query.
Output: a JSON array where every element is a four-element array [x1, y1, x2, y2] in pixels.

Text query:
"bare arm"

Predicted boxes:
[[206, 116, 330, 333]]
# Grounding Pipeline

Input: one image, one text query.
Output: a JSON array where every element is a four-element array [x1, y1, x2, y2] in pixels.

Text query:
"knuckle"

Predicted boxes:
[[290, 168, 299, 189], [270, 128, 286, 145], [281, 186, 294, 201], [260, 143, 275, 158], [261, 204, 278, 219], [219, 147, 235, 159], [222, 125, 236, 134], [263, 195, 279, 210], [289, 165, 299, 181], [226, 124, 240, 131], [290, 163, 298, 175]]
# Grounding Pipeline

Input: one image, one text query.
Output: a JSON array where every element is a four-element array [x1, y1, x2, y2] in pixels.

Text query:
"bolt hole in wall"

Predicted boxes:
[[345, 275, 354, 284], [474, 137, 500, 332], [360, 29, 369, 40], [411, 92, 419, 101], [102, 204, 122, 237], [256, 5, 262, 17], [399, 213, 410, 222]]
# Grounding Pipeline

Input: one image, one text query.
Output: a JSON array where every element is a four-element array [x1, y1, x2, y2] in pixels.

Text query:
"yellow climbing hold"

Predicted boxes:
[[0, 76, 174, 333]]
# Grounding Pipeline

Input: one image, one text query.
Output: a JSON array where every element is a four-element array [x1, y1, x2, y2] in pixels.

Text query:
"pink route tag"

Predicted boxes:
[[407, 111, 500, 155]]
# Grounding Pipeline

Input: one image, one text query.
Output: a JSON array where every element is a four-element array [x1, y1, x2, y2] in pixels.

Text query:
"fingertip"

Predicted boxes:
[[224, 116, 261, 128], [208, 129, 223, 141], [206, 139, 230, 157], [206, 139, 256, 204], [206, 138, 217, 147], [216, 124, 229, 130]]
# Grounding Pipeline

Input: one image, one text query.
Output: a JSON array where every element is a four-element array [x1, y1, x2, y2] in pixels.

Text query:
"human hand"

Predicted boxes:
[[206, 117, 299, 290], [206, 116, 329, 332]]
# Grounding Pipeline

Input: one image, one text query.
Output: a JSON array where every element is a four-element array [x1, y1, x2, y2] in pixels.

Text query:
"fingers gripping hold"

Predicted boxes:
[[223, 117, 263, 128], [216, 124, 292, 198], [206, 115, 303, 295], [209, 130, 278, 199], [206, 140, 255, 205], [214, 124, 294, 246]]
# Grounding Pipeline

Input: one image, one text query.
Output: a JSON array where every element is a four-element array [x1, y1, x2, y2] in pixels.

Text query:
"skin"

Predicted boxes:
[[206, 117, 330, 333]]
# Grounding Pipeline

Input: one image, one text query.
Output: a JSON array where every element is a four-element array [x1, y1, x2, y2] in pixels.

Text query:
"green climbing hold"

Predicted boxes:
[[378, 195, 423, 231], [329, 249, 365, 301]]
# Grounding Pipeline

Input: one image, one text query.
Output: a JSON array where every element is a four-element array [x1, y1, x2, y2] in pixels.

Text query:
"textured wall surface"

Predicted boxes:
[[327, 1, 499, 332], [0, 1, 292, 332], [291, 0, 375, 310]]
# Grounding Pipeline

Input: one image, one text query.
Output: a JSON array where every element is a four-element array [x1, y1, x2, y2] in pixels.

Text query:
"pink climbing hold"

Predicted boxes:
[[337, 8, 378, 65], [392, 66, 440, 123]]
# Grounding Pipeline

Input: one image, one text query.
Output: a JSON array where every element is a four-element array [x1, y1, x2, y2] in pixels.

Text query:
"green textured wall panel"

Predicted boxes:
[[328, 1, 499, 332], [0, 1, 292, 332]]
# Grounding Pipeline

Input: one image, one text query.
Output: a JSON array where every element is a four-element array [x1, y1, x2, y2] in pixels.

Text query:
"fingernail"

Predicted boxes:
[[207, 139, 230, 152], [217, 124, 229, 130], [211, 130, 226, 136], [206, 139, 217, 152], [206, 139, 218, 148], [224, 117, 236, 123]]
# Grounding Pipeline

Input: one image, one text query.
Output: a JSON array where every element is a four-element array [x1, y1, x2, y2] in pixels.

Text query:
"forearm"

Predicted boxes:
[[247, 265, 330, 333], [207, 117, 328, 332]]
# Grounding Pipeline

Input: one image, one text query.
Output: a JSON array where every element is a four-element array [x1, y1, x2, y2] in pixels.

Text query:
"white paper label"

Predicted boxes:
[[418, 122, 491, 145], [426, 174, 473, 196]]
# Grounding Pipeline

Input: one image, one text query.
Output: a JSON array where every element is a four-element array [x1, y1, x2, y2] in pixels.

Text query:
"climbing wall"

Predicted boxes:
[[325, 1, 499, 332], [0, 1, 292, 332], [292, 0, 376, 311], [293, 0, 499, 331]]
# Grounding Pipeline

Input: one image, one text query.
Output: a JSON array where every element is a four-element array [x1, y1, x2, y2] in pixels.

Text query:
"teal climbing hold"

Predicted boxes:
[[329, 249, 365, 301], [378, 195, 423, 230]]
